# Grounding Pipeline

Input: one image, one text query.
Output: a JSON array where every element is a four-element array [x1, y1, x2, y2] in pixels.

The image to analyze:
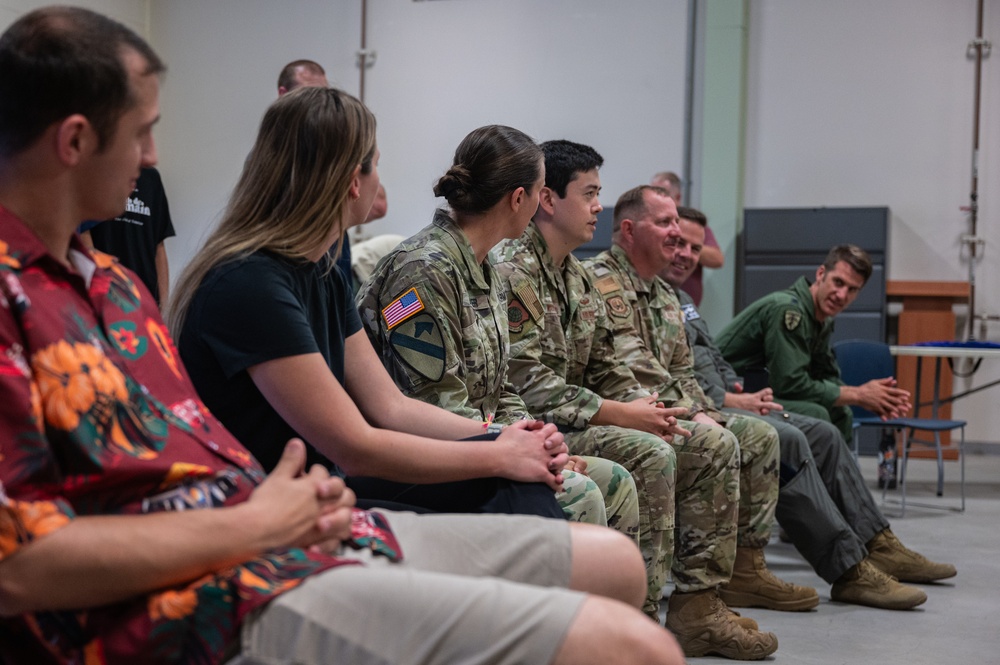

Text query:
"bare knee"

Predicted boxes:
[[568, 522, 646, 607], [552, 597, 684, 665]]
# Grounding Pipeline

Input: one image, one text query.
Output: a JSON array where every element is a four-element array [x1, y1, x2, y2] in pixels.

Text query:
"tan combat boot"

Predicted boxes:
[[665, 589, 779, 660], [727, 607, 758, 631], [866, 529, 957, 583], [719, 546, 819, 611], [831, 559, 927, 610]]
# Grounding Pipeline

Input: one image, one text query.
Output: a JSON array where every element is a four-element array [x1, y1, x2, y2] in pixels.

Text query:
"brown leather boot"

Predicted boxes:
[[665, 589, 779, 660], [866, 529, 957, 583], [831, 559, 927, 610], [719, 546, 819, 611]]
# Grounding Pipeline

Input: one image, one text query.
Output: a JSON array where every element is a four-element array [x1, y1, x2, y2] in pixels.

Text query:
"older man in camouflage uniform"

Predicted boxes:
[[495, 141, 777, 661], [658, 207, 951, 610], [357, 207, 640, 539], [584, 185, 818, 621]]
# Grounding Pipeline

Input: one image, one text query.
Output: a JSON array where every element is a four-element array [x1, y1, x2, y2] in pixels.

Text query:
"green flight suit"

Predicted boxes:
[[715, 276, 854, 443]]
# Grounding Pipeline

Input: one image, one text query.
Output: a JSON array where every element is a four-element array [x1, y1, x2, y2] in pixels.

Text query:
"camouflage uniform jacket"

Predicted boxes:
[[492, 222, 649, 430], [357, 209, 528, 424], [583, 245, 719, 420], [677, 289, 740, 409], [715, 276, 842, 409]]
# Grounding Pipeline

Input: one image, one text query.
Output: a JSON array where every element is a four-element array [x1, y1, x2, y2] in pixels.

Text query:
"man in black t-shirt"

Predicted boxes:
[[89, 166, 175, 305]]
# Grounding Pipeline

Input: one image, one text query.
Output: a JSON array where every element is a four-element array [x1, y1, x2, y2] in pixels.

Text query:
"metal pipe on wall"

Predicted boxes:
[[964, 0, 990, 339], [359, 0, 368, 102], [357, 0, 376, 103]]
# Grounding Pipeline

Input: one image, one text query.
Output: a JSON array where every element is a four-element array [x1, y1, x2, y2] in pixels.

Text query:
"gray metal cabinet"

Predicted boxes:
[[738, 206, 889, 345]]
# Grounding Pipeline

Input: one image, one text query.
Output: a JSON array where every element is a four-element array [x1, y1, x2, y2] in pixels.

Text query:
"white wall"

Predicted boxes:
[[148, 0, 689, 273], [361, 0, 689, 239], [149, 0, 363, 268], [744, 0, 1000, 443], [0, 0, 147, 35], [4, 0, 999, 444]]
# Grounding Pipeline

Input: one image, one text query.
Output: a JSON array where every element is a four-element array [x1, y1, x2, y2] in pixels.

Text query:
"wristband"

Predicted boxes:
[[483, 413, 503, 435]]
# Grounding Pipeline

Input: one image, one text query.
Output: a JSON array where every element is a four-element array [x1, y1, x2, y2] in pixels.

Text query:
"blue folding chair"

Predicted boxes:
[[832, 339, 965, 516]]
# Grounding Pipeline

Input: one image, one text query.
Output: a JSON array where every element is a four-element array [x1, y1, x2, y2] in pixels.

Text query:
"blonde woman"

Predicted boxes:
[[171, 89, 587, 519]]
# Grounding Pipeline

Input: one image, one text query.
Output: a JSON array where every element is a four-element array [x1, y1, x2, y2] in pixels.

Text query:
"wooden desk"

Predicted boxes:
[[886, 281, 969, 448]]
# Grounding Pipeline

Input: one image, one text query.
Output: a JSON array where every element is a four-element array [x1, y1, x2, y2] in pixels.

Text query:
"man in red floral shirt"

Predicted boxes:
[[0, 7, 683, 665]]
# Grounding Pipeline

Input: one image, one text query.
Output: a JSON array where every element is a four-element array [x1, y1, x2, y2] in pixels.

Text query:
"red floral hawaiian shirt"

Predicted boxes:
[[0, 207, 354, 664]]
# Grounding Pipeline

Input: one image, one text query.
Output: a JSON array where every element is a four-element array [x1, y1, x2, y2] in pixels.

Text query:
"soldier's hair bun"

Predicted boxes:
[[432, 125, 542, 216], [433, 165, 473, 201]]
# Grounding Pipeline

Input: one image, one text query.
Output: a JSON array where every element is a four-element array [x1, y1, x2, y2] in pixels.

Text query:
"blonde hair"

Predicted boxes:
[[168, 86, 376, 339]]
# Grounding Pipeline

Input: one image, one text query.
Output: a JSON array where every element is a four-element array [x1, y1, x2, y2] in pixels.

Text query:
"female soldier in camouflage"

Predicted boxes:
[[357, 125, 640, 538]]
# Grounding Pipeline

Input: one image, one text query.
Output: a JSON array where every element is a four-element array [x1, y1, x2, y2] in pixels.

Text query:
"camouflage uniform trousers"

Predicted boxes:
[[563, 426, 675, 617], [556, 456, 640, 547], [718, 413, 781, 549], [665, 421, 741, 593]]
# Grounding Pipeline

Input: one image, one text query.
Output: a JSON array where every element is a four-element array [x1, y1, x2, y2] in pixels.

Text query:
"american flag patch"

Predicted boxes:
[[383, 287, 425, 329]]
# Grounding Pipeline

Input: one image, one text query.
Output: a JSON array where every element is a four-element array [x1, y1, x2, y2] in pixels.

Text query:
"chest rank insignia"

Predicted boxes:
[[784, 310, 802, 331]]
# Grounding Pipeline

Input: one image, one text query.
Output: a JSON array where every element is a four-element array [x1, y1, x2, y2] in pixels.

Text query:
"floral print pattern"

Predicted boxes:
[[33, 340, 128, 432], [0, 209, 348, 665]]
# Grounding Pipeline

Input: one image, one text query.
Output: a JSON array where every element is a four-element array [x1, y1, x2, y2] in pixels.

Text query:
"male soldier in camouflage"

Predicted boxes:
[[659, 207, 953, 609], [583, 185, 819, 619], [357, 209, 639, 540], [715, 244, 911, 444], [495, 140, 778, 660]]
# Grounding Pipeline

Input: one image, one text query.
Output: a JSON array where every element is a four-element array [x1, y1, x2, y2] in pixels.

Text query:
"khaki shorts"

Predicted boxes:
[[229, 511, 584, 665]]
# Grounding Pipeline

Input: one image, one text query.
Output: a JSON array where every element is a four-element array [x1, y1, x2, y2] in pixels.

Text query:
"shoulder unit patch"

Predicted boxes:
[[606, 295, 631, 319], [390, 312, 445, 381], [508, 299, 530, 334], [784, 310, 802, 331]]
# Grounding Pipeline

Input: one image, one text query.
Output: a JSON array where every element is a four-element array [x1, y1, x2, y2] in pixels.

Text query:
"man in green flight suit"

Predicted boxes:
[[583, 185, 818, 619], [662, 207, 953, 609], [715, 244, 911, 444], [495, 140, 778, 661]]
